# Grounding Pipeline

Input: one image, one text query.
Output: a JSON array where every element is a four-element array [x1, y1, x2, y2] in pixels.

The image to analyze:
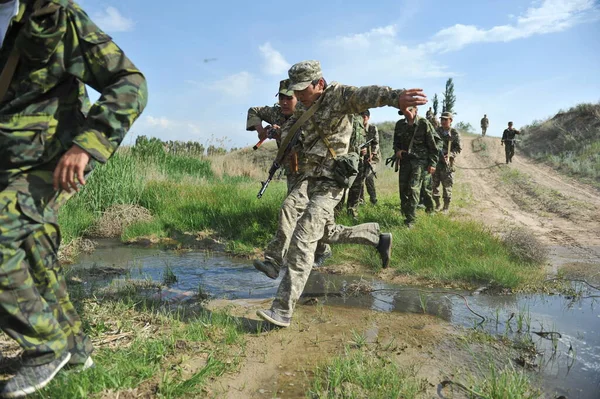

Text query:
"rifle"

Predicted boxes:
[[385, 154, 399, 172], [257, 129, 301, 198], [253, 126, 278, 150], [358, 138, 377, 178]]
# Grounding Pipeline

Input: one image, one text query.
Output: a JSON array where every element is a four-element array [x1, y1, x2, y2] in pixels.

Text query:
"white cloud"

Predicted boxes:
[[145, 116, 172, 129], [259, 43, 291, 75], [93, 7, 134, 32], [208, 71, 256, 98], [424, 0, 598, 53], [141, 116, 203, 137]]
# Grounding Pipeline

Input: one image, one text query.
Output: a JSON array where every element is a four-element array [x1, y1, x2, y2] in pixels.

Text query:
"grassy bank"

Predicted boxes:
[[59, 137, 543, 289], [521, 102, 600, 188]]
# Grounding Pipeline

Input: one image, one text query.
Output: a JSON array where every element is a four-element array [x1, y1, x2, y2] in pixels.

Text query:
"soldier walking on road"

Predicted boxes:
[[432, 112, 462, 212], [256, 60, 427, 328], [501, 121, 521, 164], [393, 107, 440, 227], [480, 114, 489, 136], [0, 0, 147, 396]]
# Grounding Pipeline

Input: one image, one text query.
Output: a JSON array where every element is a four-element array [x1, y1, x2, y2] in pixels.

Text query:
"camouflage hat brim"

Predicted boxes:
[[288, 80, 312, 91], [278, 88, 294, 97]]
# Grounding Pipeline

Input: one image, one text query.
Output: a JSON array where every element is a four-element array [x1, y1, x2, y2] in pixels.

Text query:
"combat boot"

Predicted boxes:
[[376, 233, 393, 268], [442, 198, 450, 213], [434, 197, 441, 211]]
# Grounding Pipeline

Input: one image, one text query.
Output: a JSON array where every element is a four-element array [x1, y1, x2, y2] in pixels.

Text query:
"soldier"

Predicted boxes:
[[345, 114, 368, 218], [480, 114, 489, 136], [256, 60, 427, 328], [432, 112, 462, 212], [360, 110, 380, 205], [425, 107, 433, 120], [249, 80, 332, 272], [501, 121, 520, 163], [393, 107, 439, 227], [0, 0, 147, 396]]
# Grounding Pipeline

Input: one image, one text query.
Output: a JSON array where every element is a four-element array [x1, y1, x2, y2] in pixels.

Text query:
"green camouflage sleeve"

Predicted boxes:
[[424, 121, 439, 168], [65, 2, 147, 163], [341, 85, 404, 115], [393, 121, 403, 153], [246, 105, 279, 131]]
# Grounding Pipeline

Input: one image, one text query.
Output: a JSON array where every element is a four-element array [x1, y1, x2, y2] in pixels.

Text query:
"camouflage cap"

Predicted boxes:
[[288, 60, 322, 91], [441, 111, 453, 119], [277, 79, 294, 97], [360, 109, 370, 117]]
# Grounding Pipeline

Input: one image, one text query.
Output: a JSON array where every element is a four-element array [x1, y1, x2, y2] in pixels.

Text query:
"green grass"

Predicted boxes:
[[331, 200, 538, 288], [308, 348, 427, 398], [466, 361, 541, 399], [31, 282, 248, 399]]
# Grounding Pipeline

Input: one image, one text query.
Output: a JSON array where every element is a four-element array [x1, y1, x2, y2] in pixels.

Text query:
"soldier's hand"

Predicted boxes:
[[53, 145, 91, 193], [396, 150, 406, 160], [360, 148, 367, 156], [398, 89, 427, 111], [255, 124, 267, 140], [428, 166, 436, 175]]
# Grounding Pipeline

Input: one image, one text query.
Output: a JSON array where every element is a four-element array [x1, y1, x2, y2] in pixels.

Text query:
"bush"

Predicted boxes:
[[502, 227, 548, 265]]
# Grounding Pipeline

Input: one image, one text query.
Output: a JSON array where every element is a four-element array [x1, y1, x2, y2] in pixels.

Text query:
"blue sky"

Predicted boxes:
[[83, 0, 600, 148]]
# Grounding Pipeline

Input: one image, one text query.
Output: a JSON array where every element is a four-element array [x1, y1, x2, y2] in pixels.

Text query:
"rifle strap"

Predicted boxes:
[[317, 126, 337, 159], [274, 93, 324, 164], [0, 0, 46, 102], [407, 117, 419, 154]]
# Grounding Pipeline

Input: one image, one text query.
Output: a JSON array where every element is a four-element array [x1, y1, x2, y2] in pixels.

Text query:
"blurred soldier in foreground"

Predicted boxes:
[[0, 0, 147, 396]]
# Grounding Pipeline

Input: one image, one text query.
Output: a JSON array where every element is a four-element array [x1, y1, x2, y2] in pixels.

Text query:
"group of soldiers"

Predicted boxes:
[[245, 60, 469, 329]]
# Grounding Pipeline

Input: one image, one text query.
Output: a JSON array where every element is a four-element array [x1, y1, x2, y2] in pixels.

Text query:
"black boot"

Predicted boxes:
[[376, 233, 393, 268]]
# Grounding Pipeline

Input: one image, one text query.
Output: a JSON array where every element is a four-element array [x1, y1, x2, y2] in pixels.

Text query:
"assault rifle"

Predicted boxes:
[[253, 126, 279, 150], [359, 139, 377, 179], [257, 130, 300, 199]]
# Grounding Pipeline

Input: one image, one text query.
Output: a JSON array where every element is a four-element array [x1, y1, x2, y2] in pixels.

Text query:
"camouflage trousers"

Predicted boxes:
[[398, 158, 434, 224], [271, 178, 381, 318], [481, 127, 487, 136], [363, 162, 377, 204], [346, 162, 366, 213], [432, 167, 454, 201], [264, 174, 330, 269], [505, 143, 515, 163], [0, 169, 92, 366]]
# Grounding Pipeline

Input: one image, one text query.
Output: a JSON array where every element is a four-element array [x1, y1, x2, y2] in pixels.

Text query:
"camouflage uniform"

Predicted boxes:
[[393, 115, 439, 225], [0, 0, 147, 367], [362, 123, 380, 205], [432, 126, 461, 209], [269, 60, 403, 320], [345, 115, 367, 216], [480, 116, 489, 136], [501, 127, 520, 163]]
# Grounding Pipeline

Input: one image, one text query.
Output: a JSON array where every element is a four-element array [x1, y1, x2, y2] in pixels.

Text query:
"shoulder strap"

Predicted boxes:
[[274, 93, 324, 164], [317, 126, 337, 159], [0, 0, 46, 102]]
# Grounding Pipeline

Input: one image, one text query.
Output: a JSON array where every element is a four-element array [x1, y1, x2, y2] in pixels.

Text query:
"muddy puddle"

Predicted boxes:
[[73, 242, 600, 398]]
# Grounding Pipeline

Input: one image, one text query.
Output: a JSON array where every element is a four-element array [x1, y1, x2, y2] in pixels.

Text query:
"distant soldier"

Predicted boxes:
[[248, 80, 332, 270], [425, 107, 433, 119], [433, 112, 462, 212], [361, 110, 380, 205], [393, 107, 439, 227], [501, 121, 521, 164], [480, 114, 489, 136], [341, 114, 367, 218]]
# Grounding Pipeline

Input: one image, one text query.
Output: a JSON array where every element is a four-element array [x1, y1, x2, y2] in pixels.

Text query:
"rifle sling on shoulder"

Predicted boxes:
[[0, 0, 47, 102], [274, 93, 325, 165]]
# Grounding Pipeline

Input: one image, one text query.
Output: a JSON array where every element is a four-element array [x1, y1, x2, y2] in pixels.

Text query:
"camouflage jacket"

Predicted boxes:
[[365, 123, 380, 163], [0, 0, 147, 180], [283, 82, 403, 180], [501, 128, 520, 143], [246, 104, 288, 133], [436, 127, 461, 168], [393, 115, 439, 168], [348, 114, 366, 154], [480, 117, 489, 127]]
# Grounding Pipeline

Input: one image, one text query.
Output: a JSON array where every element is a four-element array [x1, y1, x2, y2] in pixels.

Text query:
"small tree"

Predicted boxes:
[[443, 78, 456, 114], [433, 94, 439, 116]]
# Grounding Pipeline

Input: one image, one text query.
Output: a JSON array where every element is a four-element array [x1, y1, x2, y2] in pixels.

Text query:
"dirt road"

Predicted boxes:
[[456, 135, 600, 268]]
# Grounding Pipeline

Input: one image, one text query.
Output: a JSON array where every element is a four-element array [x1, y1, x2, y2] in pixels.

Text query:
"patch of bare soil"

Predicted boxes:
[[456, 135, 600, 271], [205, 299, 472, 399]]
